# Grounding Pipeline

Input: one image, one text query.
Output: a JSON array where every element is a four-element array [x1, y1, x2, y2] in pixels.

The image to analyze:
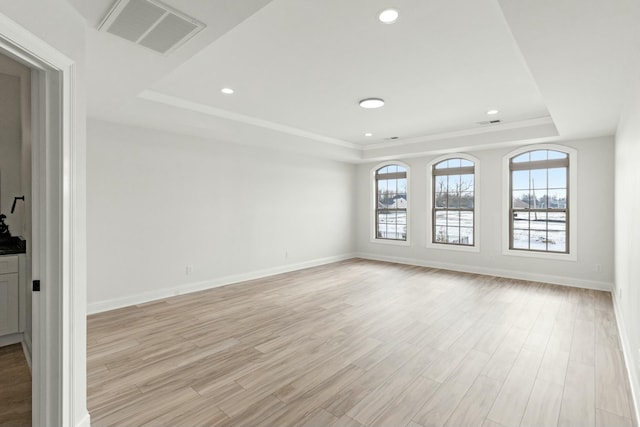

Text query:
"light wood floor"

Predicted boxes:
[[87, 259, 637, 427], [0, 343, 31, 427]]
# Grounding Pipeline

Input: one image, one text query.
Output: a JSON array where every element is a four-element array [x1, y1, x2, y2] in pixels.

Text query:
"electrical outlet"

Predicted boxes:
[[285, 251, 288, 259], [186, 265, 193, 276], [595, 264, 602, 273], [618, 288, 623, 300]]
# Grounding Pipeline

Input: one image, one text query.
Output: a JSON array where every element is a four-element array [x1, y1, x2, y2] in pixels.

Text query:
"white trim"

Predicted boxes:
[[426, 242, 480, 253], [88, 253, 356, 314], [0, 14, 73, 70], [0, 12, 89, 427], [612, 289, 640, 425], [355, 252, 613, 292], [370, 238, 411, 247], [502, 144, 578, 261], [18, 254, 26, 334], [361, 116, 554, 150], [22, 333, 32, 370], [76, 413, 92, 427], [426, 153, 480, 252], [139, 90, 360, 150], [0, 333, 22, 347], [0, 333, 30, 369], [370, 160, 411, 246]]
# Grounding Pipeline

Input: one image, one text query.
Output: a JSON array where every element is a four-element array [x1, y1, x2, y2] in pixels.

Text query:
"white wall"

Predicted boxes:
[[615, 84, 640, 419], [87, 119, 356, 311], [0, 71, 23, 234], [356, 136, 615, 290]]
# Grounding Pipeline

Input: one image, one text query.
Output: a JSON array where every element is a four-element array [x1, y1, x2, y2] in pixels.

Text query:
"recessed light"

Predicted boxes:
[[487, 109, 499, 115], [221, 87, 234, 94], [359, 98, 385, 109], [365, 133, 373, 137], [379, 9, 399, 24]]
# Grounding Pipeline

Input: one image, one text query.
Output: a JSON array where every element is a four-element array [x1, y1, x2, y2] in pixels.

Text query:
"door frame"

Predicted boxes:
[[0, 12, 88, 427]]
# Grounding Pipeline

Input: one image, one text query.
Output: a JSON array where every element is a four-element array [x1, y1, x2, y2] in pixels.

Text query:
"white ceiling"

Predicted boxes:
[[77, 0, 640, 162]]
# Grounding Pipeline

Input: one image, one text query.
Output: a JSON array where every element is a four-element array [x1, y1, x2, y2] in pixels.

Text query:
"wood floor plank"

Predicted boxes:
[[443, 375, 502, 427], [329, 415, 364, 427], [570, 319, 596, 367], [346, 349, 441, 425], [139, 395, 228, 427], [255, 364, 366, 427], [0, 344, 31, 427], [559, 362, 596, 427], [520, 378, 563, 427], [322, 343, 419, 418], [595, 345, 632, 419], [84, 259, 634, 427], [444, 349, 491, 388], [273, 337, 381, 403], [411, 380, 471, 427], [369, 376, 440, 427], [298, 408, 339, 427], [480, 326, 527, 382], [537, 348, 570, 386], [486, 348, 544, 427], [216, 394, 287, 427], [481, 419, 506, 427], [595, 409, 634, 427]]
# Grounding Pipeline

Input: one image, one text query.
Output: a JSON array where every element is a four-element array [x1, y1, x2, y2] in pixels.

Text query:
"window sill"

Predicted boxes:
[[503, 248, 577, 261], [370, 238, 411, 247], [426, 242, 480, 253]]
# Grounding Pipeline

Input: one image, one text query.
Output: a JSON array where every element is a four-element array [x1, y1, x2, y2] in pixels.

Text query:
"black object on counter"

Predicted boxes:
[[0, 214, 26, 254], [0, 214, 11, 243], [11, 196, 24, 214]]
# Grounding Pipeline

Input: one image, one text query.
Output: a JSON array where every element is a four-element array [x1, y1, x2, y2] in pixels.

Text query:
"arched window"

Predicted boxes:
[[375, 163, 408, 241], [509, 149, 569, 253], [432, 158, 475, 246]]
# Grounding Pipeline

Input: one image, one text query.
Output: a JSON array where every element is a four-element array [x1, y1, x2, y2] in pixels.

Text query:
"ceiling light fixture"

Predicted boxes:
[[378, 9, 399, 24], [487, 109, 499, 115], [359, 98, 385, 109], [365, 133, 373, 137], [221, 87, 234, 94]]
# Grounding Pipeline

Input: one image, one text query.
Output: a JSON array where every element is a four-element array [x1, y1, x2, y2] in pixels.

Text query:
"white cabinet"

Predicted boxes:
[[0, 255, 19, 336]]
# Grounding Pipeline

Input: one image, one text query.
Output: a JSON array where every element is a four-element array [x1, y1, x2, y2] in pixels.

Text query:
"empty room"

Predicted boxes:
[[0, 0, 639, 426]]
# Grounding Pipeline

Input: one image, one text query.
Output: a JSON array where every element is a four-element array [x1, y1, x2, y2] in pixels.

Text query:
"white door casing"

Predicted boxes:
[[0, 11, 89, 427]]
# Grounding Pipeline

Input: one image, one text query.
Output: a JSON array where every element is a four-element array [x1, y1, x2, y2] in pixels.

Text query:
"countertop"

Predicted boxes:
[[0, 236, 26, 255]]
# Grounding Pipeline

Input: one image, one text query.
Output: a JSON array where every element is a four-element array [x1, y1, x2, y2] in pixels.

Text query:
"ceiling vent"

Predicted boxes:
[[98, 0, 205, 55]]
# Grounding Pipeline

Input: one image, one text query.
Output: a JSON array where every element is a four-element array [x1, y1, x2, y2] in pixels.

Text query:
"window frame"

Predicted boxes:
[[427, 154, 480, 252], [370, 161, 410, 246], [502, 144, 577, 260]]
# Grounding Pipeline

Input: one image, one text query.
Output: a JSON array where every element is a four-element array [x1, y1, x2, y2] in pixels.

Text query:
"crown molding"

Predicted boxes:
[[138, 90, 360, 150], [361, 116, 555, 151]]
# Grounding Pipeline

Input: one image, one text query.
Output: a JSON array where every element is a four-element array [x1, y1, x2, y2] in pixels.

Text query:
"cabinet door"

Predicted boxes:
[[0, 273, 19, 336]]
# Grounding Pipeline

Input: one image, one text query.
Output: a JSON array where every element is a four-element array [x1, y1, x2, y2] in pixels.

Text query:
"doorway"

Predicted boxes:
[[0, 49, 32, 426], [0, 12, 88, 427]]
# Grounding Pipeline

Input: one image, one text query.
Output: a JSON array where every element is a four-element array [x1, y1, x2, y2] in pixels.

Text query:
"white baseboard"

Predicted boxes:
[[612, 289, 640, 425], [355, 252, 614, 292], [0, 333, 31, 371], [21, 332, 32, 370], [88, 253, 356, 314], [76, 412, 91, 427], [0, 332, 22, 347], [89, 252, 613, 314]]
